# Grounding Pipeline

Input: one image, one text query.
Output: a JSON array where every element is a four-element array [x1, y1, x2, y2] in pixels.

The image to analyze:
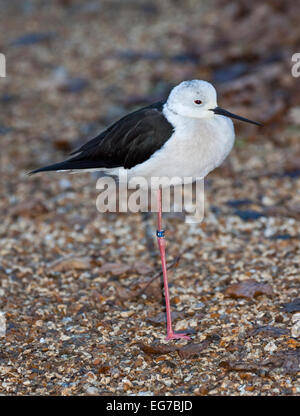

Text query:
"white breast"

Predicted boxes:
[[126, 106, 235, 186]]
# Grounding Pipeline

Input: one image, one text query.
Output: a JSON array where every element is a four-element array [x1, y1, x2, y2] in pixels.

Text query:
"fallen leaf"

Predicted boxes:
[[9, 199, 49, 218], [262, 350, 300, 375], [264, 206, 300, 220], [137, 343, 178, 355], [225, 279, 273, 299], [49, 256, 91, 272], [221, 350, 300, 377], [226, 199, 253, 207], [134, 262, 154, 275], [281, 298, 300, 313], [234, 209, 264, 221], [177, 338, 213, 359], [10, 32, 55, 46], [248, 325, 289, 338], [219, 360, 262, 374], [98, 262, 131, 276]]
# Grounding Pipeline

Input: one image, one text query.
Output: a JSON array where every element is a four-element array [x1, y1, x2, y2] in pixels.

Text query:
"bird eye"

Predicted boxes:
[[194, 100, 202, 105]]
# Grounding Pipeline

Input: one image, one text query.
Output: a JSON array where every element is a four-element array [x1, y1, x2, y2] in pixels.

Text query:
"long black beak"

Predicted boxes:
[[210, 106, 263, 126]]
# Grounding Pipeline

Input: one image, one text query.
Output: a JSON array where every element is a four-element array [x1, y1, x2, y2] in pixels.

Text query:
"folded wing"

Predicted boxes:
[[30, 102, 174, 174]]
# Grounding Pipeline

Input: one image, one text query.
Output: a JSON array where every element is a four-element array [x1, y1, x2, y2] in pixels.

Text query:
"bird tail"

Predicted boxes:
[[29, 159, 100, 175], [28, 155, 119, 175]]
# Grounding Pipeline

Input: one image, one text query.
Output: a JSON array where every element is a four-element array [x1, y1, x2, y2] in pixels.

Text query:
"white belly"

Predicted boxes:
[[124, 114, 235, 186]]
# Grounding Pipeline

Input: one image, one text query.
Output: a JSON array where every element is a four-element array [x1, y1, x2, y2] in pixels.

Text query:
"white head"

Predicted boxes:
[[166, 80, 217, 119], [166, 79, 262, 126]]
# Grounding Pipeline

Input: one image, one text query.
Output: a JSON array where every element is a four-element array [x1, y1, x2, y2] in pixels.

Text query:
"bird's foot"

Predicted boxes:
[[166, 332, 191, 341]]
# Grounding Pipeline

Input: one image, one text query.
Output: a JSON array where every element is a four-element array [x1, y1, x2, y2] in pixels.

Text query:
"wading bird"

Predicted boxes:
[[31, 80, 262, 340]]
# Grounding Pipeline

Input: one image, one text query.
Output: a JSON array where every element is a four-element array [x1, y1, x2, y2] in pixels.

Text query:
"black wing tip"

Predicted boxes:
[[27, 162, 69, 175], [27, 167, 44, 175], [27, 159, 112, 174]]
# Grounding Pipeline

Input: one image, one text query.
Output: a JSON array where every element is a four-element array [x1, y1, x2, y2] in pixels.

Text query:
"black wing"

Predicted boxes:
[[30, 102, 174, 174]]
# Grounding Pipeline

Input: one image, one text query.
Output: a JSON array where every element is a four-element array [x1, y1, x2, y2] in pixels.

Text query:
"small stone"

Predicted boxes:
[[262, 196, 276, 206], [120, 310, 134, 318], [292, 313, 300, 324], [59, 179, 72, 190], [85, 386, 99, 395], [60, 334, 71, 341], [264, 341, 277, 353], [291, 313, 300, 338]]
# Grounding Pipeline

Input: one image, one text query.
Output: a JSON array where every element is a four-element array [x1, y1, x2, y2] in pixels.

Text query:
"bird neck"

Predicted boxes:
[[163, 102, 199, 131]]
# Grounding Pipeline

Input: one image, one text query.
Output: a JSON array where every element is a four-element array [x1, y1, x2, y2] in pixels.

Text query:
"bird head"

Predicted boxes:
[[166, 80, 262, 126]]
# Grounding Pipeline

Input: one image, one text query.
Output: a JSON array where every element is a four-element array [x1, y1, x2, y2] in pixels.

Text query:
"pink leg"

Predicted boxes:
[[156, 188, 191, 341]]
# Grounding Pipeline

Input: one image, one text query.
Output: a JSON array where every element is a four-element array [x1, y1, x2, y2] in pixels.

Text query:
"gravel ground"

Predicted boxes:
[[0, 0, 299, 395]]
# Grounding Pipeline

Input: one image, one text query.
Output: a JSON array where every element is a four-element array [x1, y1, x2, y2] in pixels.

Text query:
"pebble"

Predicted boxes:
[[85, 386, 99, 395], [291, 313, 300, 338], [264, 341, 277, 353]]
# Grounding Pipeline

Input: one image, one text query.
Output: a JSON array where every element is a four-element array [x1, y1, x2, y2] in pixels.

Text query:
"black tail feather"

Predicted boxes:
[[29, 159, 112, 175]]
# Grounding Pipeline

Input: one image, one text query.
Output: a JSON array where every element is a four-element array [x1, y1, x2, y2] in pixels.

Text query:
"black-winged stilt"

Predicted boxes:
[[30, 80, 262, 340]]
